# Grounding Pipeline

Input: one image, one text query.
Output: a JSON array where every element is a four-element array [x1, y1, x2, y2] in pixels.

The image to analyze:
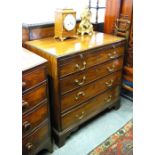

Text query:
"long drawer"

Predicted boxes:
[[22, 101, 48, 135], [22, 66, 47, 91], [61, 71, 122, 112], [22, 82, 47, 113], [60, 57, 123, 94], [59, 46, 124, 77], [61, 86, 120, 130], [22, 120, 49, 155]]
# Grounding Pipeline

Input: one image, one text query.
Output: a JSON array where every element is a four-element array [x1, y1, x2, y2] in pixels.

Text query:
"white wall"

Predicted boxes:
[[22, 0, 89, 24]]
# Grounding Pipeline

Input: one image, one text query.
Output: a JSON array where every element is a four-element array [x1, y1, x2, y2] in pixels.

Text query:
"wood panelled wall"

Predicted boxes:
[[121, 0, 133, 20], [104, 0, 133, 93], [120, 0, 133, 68], [104, 0, 133, 34], [104, 0, 122, 34]]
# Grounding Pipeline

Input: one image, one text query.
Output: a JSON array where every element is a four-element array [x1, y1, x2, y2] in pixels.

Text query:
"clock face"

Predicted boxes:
[[63, 14, 76, 31]]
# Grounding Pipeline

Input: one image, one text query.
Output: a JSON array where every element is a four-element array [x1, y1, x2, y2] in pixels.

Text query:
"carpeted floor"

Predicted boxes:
[[88, 119, 133, 155], [40, 97, 133, 155]]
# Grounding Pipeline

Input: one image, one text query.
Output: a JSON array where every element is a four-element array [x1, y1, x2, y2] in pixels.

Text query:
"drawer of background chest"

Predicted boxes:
[[60, 57, 124, 94], [22, 101, 48, 135], [22, 120, 49, 155], [61, 86, 120, 130], [22, 65, 47, 91], [61, 71, 122, 112], [59, 46, 124, 77], [22, 82, 47, 113]]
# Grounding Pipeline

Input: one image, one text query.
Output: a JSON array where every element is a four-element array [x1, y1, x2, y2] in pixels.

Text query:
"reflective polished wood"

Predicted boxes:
[[25, 32, 125, 57]]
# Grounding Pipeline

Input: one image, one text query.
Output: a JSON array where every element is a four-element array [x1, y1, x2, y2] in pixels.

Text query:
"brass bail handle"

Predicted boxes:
[[104, 95, 112, 103], [26, 142, 33, 151], [76, 111, 85, 120], [107, 64, 116, 72], [23, 121, 31, 130], [108, 51, 118, 59], [22, 81, 26, 90], [22, 100, 29, 110], [75, 91, 85, 100], [105, 79, 114, 87], [75, 76, 86, 86], [75, 61, 86, 71]]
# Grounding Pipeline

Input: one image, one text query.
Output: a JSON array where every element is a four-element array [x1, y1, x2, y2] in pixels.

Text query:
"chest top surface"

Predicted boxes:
[[22, 48, 47, 71], [25, 32, 125, 58]]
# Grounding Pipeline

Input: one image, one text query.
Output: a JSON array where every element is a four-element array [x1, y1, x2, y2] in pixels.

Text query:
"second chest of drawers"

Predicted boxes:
[[22, 48, 53, 155]]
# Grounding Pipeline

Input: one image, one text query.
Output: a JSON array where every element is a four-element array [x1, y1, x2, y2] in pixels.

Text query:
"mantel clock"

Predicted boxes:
[[54, 9, 77, 41]]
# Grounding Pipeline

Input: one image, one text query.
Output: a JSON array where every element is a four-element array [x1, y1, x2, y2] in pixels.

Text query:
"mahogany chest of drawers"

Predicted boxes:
[[24, 32, 126, 147], [22, 48, 53, 154]]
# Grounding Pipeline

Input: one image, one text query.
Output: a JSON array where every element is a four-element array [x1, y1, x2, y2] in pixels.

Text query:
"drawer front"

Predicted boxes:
[[22, 66, 46, 91], [60, 57, 123, 94], [59, 46, 124, 77], [61, 86, 120, 130], [61, 71, 122, 112], [22, 102, 48, 135], [22, 83, 47, 113], [22, 121, 49, 155]]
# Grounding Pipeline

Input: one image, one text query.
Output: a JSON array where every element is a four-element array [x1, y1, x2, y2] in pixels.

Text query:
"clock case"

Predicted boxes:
[[54, 9, 77, 41]]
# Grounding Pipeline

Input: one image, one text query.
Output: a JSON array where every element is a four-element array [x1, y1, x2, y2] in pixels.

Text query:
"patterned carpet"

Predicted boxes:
[[88, 119, 133, 155]]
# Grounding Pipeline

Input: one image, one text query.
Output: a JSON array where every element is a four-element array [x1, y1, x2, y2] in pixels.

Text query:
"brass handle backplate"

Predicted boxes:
[[105, 79, 114, 87], [75, 61, 86, 71], [75, 76, 86, 86], [25, 142, 33, 151], [75, 91, 85, 100], [104, 95, 112, 103], [76, 111, 85, 120]]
